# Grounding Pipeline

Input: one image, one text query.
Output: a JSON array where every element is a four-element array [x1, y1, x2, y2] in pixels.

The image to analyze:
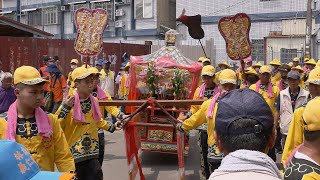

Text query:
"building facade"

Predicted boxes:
[[176, 0, 320, 64], [0, 0, 176, 41]]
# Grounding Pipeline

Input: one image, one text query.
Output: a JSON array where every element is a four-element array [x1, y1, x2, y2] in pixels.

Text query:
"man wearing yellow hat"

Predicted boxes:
[[0, 66, 75, 172], [240, 67, 259, 88], [269, 59, 282, 85], [282, 67, 320, 166], [67, 59, 79, 95], [303, 58, 317, 83], [56, 67, 124, 179], [178, 65, 218, 179], [177, 69, 237, 178], [202, 58, 211, 66], [252, 62, 262, 72], [277, 64, 291, 91], [215, 62, 230, 83], [283, 97, 320, 179], [87, 67, 128, 166], [250, 65, 280, 161], [119, 62, 130, 100], [292, 57, 300, 67]]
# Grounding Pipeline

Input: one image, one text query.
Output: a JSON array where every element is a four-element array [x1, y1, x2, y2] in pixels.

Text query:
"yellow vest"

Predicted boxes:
[[182, 99, 218, 147], [0, 115, 75, 172], [271, 71, 281, 85], [249, 84, 280, 115], [119, 74, 129, 98], [282, 106, 305, 167], [55, 103, 112, 163]]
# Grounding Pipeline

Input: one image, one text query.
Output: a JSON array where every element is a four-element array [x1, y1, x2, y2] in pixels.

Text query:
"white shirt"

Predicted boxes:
[[100, 70, 115, 97]]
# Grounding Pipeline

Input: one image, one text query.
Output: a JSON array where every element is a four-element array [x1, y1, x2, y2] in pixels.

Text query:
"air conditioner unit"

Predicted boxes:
[[115, 20, 124, 28], [61, 6, 69, 11], [115, 9, 124, 16]]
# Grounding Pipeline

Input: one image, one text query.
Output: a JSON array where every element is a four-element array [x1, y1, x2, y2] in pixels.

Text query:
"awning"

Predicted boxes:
[[21, 8, 37, 12], [0, 11, 13, 14], [68, 1, 87, 4], [90, 0, 111, 3]]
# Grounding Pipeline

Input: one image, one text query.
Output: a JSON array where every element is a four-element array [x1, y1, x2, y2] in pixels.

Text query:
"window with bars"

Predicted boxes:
[[92, 2, 114, 21], [70, 3, 90, 23], [27, 10, 42, 26], [135, 0, 153, 19], [42, 7, 60, 25], [251, 39, 265, 62]]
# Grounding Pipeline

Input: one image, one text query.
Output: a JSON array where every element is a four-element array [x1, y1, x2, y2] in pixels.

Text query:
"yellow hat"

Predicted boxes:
[[269, 59, 281, 66], [306, 67, 320, 85], [259, 65, 271, 74], [293, 57, 300, 62], [245, 67, 259, 76], [288, 62, 293, 67], [252, 62, 262, 68], [303, 97, 320, 131], [317, 60, 320, 67], [70, 59, 79, 64], [219, 69, 237, 85], [305, 58, 316, 66], [71, 67, 93, 81], [304, 58, 310, 62], [291, 65, 304, 74], [202, 58, 211, 63], [201, 65, 215, 76], [88, 67, 101, 75], [124, 62, 130, 70], [218, 62, 230, 69], [198, 57, 205, 62], [14, 66, 48, 85]]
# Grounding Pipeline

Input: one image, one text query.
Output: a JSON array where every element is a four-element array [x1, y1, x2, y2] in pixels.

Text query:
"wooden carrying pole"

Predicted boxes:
[[99, 100, 204, 107]]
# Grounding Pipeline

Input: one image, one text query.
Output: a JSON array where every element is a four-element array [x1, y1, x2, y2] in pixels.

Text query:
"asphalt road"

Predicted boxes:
[[102, 130, 203, 180]]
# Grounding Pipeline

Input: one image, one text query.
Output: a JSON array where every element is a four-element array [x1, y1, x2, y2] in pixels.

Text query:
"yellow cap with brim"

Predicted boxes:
[[292, 65, 304, 74], [245, 67, 259, 76], [293, 57, 300, 62], [14, 66, 48, 85], [202, 58, 211, 63], [303, 97, 320, 131], [71, 67, 93, 81], [305, 58, 316, 66], [201, 65, 215, 76], [304, 58, 310, 62], [218, 62, 230, 69], [306, 67, 320, 85], [88, 67, 102, 75], [70, 59, 79, 64], [198, 57, 206, 62], [252, 62, 262, 68], [219, 69, 237, 85], [269, 59, 281, 66], [259, 65, 271, 74]]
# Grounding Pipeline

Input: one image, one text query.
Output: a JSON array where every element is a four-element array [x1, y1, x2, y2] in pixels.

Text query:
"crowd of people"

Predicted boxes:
[[177, 56, 320, 179], [0, 54, 320, 180]]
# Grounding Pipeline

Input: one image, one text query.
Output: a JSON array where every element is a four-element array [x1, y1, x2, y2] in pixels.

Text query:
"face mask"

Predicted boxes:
[[71, 65, 77, 70]]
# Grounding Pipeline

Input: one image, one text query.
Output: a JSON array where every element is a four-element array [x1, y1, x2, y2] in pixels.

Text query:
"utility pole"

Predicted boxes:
[[305, 0, 312, 58]]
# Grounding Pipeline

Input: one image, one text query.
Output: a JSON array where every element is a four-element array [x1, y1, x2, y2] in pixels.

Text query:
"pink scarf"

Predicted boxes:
[[6, 101, 52, 141], [73, 91, 102, 123], [278, 80, 284, 90], [206, 90, 228, 119], [125, 74, 130, 88], [96, 86, 108, 100], [255, 80, 273, 98]]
